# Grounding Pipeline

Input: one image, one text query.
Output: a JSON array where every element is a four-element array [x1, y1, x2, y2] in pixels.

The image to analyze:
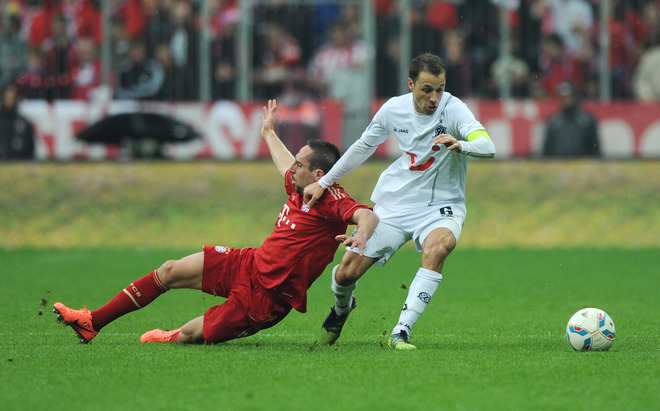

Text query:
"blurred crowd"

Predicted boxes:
[[1, 0, 660, 103]]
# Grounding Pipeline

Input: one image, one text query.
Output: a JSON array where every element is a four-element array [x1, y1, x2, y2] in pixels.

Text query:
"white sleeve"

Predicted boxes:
[[318, 138, 379, 188], [460, 136, 496, 159]]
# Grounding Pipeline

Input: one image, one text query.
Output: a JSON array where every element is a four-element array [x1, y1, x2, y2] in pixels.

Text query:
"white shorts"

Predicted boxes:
[[348, 203, 466, 266]]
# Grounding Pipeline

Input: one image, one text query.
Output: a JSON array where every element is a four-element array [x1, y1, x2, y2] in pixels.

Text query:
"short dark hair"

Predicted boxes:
[[409, 53, 446, 82], [305, 139, 341, 174]]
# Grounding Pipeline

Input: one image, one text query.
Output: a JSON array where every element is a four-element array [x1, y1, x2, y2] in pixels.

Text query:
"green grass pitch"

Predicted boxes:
[[1, 247, 658, 410]]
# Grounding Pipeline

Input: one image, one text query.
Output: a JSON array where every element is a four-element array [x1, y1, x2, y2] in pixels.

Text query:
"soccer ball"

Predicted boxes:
[[566, 307, 616, 351]]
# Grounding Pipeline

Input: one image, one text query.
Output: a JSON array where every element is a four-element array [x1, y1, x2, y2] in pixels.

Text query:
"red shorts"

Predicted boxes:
[[201, 245, 292, 343]]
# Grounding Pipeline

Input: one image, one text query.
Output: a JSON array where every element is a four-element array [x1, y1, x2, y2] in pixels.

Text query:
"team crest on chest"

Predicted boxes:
[[435, 124, 447, 135]]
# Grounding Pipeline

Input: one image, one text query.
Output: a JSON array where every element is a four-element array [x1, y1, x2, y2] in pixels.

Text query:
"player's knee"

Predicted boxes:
[[336, 258, 367, 285], [157, 259, 179, 287], [335, 265, 357, 285], [178, 327, 204, 344], [423, 241, 454, 261]]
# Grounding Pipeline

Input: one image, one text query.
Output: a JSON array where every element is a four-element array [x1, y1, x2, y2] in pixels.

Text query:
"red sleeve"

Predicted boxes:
[[323, 184, 371, 224]]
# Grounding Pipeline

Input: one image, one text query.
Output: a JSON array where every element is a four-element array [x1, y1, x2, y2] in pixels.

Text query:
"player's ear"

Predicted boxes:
[[408, 78, 414, 91], [313, 169, 325, 181]]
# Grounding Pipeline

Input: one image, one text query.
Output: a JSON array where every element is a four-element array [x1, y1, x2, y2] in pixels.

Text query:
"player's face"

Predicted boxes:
[[290, 145, 319, 195], [409, 71, 446, 115]]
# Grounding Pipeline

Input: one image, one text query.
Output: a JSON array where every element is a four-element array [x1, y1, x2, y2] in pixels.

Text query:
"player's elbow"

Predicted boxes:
[[353, 208, 379, 228]]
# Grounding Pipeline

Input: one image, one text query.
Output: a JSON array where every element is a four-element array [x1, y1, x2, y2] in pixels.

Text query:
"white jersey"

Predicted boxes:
[[363, 92, 485, 214]]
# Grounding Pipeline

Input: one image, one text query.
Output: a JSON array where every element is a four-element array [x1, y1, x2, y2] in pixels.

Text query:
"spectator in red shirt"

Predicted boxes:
[[16, 48, 49, 100], [53, 99, 379, 345], [538, 33, 586, 97], [253, 22, 302, 98], [70, 36, 103, 100], [27, 0, 61, 48]]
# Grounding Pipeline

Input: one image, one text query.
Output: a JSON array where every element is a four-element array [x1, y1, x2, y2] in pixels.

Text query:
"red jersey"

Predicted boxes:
[[254, 170, 370, 313]]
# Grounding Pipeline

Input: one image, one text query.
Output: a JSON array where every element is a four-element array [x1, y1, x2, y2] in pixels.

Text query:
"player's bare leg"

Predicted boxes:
[[390, 227, 456, 349], [318, 251, 378, 345], [156, 252, 204, 290], [55, 252, 205, 344], [178, 316, 204, 343], [141, 316, 204, 344], [139, 253, 206, 343], [419, 227, 456, 274]]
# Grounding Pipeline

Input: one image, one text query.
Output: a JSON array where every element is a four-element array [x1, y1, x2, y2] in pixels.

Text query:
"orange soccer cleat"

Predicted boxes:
[[53, 302, 99, 344], [140, 328, 182, 343]]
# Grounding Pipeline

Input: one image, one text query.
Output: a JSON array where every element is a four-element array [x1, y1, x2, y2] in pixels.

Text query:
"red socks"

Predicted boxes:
[[91, 270, 168, 331]]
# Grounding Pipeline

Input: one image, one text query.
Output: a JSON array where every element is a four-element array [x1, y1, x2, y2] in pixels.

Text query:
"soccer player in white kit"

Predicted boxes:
[[304, 53, 496, 349]]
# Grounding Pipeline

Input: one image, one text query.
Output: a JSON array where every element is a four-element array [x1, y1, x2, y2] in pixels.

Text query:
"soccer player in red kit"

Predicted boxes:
[[53, 99, 378, 344]]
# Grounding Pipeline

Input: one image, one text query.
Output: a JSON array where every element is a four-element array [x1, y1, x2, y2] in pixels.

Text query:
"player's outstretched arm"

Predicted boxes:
[[304, 138, 380, 207], [260, 99, 294, 177], [336, 208, 379, 256]]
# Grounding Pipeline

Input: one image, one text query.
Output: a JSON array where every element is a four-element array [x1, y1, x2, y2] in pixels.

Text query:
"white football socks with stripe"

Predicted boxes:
[[392, 267, 442, 336], [330, 265, 357, 315]]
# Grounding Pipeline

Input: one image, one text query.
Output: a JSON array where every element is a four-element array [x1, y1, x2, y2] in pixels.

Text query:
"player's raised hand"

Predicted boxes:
[[303, 182, 324, 208], [335, 233, 368, 256], [260, 99, 277, 136], [433, 133, 463, 152]]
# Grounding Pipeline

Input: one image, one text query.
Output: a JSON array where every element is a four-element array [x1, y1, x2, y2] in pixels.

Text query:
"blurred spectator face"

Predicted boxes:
[[27, 50, 45, 72], [155, 44, 173, 66], [78, 37, 97, 63], [2, 84, 18, 110], [542, 35, 563, 59], [129, 42, 147, 62], [265, 24, 287, 49], [642, 2, 659, 29], [444, 31, 464, 61], [557, 82, 577, 109], [52, 14, 67, 38], [329, 23, 350, 47], [172, 1, 191, 26]]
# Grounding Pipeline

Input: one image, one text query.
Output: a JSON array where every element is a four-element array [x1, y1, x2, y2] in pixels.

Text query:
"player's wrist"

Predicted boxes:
[[318, 177, 332, 189]]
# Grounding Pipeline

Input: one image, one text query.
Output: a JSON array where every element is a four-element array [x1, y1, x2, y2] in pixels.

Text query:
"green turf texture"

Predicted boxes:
[[2, 247, 658, 410]]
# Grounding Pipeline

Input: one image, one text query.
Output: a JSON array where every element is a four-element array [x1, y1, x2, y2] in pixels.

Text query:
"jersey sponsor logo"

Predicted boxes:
[[277, 204, 291, 227], [277, 204, 296, 229], [394, 127, 409, 133], [406, 151, 435, 171]]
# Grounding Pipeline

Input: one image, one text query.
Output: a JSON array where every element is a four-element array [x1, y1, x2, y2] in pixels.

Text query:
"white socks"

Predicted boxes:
[[392, 268, 442, 336], [331, 265, 357, 315]]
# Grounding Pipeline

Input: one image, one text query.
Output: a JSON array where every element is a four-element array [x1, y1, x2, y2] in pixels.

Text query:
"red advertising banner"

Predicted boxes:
[[18, 99, 660, 160], [20, 99, 343, 161], [473, 100, 660, 159]]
